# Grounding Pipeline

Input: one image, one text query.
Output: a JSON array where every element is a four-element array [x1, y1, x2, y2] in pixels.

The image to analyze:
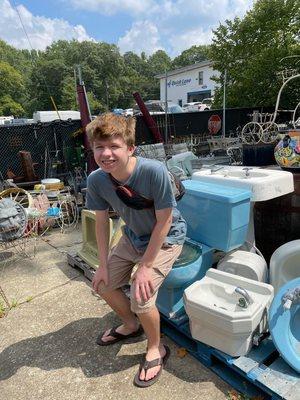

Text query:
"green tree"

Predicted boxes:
[[172, 45, 211, 69], [61, 76, 77, 110], [148, 50, 172, 75], [0, 61, 25, 116], [0, 95, 24, 116], [210, 0, 300, 108], [28, 57, 70, 113]]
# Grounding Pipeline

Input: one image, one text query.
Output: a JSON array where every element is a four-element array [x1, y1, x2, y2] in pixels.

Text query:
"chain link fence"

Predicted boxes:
[[0, 120, 83, 180]]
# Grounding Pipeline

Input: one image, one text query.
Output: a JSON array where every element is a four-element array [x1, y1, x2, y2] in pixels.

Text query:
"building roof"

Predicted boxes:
[[155, 60, 213, 79]]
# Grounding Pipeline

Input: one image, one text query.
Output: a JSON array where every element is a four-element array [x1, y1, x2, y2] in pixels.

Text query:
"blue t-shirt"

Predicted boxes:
[[86, 157, 187, 251]]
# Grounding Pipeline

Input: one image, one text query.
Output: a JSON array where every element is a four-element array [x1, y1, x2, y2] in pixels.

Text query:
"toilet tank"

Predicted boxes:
[[177, 180, 251, 252]]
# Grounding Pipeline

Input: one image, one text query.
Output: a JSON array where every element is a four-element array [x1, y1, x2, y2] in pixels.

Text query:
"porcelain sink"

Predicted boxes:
[[226, 170, 268, 179], [184, 268, 274, 356], [192, 166, 294, 202]]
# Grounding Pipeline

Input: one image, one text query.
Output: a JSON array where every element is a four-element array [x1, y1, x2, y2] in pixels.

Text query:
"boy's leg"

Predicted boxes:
[[97, 234, 141, 342], [100, 289, 139, 342], [136, 306, 165, 381], [131, 244, 183, 381]]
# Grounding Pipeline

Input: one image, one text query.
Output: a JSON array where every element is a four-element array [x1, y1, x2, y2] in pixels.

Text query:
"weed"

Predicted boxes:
[[0, 300, 6, 318], [10, 299, 19, 309], [227, 390, 265, 400]]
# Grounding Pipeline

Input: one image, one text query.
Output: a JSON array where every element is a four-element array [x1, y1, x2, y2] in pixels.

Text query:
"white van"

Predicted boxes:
[[183, 98, 213, 112], [33, 110, 81, 123], [0, 116, 14, 125]]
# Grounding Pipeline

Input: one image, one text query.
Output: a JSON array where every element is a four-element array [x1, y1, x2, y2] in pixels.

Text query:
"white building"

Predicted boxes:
[[156, 60, 219, 106]]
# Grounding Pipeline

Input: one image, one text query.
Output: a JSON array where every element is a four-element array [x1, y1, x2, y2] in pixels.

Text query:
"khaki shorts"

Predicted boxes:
[[97, 233, 183, 314]]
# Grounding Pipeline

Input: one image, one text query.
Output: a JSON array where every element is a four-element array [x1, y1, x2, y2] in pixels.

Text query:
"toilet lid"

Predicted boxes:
[[268, 277, 300, 373]]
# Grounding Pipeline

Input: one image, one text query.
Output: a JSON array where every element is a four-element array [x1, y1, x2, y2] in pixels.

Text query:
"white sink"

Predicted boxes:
[[184, 268, 274, 356], [192, 166, 294, 202]]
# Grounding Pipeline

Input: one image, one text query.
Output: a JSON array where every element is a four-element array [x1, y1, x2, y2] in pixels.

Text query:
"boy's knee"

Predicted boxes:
[[96, 283, 114, 297]]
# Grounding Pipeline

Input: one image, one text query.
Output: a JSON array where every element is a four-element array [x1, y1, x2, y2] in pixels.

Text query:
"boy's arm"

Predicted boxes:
[[92, 209, 110, 292], [133, 207, 173, 303]]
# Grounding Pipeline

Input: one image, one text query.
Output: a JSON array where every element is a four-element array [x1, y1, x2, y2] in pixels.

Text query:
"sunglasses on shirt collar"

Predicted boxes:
[[109, 174, 154, 210]]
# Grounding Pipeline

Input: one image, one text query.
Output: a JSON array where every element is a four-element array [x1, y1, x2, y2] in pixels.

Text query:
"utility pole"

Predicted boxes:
[[105, 81, 109, 110], [222, 69, 227, 138], [164, 70, 168, 143]]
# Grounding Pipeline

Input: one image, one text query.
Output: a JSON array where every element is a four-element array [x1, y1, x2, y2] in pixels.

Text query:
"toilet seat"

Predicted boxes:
[[268, 277, 300, 373]]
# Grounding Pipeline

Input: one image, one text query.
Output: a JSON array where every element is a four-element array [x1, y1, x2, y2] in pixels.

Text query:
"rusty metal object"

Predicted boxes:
[[18, 151, 38, 182], [133, 92, 163, 143]]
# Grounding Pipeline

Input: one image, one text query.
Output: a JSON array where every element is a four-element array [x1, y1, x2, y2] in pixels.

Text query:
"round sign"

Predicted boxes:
[[208, 115, 222, 135]]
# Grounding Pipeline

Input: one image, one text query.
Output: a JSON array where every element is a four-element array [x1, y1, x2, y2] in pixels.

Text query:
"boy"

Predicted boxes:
[[86, 113, 186, 387]]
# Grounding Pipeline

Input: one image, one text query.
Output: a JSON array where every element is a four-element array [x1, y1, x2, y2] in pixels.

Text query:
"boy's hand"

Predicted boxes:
[[133, 264, 155, 303], [92, 266, 108, 292]]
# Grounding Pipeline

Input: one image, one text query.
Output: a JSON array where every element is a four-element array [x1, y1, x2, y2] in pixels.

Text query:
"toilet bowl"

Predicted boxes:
[[270, 240, 300, 294], [217, 250, 268, 282], [268, 277, 300, 373], [156, 239, 213, 320]]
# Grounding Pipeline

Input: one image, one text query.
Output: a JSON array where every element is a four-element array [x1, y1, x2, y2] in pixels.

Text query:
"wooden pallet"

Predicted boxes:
[[161, 315, 300, 400], [67, 252, 95, 281]]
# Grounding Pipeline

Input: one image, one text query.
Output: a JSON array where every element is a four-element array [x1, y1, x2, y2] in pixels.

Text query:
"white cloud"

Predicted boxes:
[[67, 0, 155, 16], [168, 27, 213, 55], [0, 0, 94, 50], [118, 20, 163, 55], [114, 0, 253, 56], [0, 0, 254, 55]]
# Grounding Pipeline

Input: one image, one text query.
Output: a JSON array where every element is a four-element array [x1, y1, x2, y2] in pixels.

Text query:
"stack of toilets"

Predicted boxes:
[[79, 180, 300, 370], [156, 180, 274, 357], [157, 179, 300, 371]]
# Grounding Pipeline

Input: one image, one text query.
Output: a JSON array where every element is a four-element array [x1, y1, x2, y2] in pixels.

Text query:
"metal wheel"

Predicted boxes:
[[241, 122, 263, 145], [261, 122, 280, 144], [0, 188, 33, 208], [57, 198, 79, 233]]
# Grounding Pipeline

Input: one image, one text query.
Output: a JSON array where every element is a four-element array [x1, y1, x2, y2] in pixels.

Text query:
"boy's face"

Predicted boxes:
[[93, 136, 135, 173]]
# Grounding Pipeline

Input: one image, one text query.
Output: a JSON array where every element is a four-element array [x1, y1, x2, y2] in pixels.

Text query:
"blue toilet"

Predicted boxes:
[[156, 180, 251, 322], [269, 277, 300, 373], [157, 239, 213, 322]]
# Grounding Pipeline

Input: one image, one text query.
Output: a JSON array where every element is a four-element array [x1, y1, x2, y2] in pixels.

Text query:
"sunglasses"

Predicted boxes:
[[109, 174, 154, 210]]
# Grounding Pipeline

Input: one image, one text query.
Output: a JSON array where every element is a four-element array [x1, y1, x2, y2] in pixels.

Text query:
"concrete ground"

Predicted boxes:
[[0, 226, 233, 400]]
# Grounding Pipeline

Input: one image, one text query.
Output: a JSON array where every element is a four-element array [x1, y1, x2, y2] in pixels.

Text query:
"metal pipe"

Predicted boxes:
[[271, 74, 300, 124], [222, 69, 227, 138]]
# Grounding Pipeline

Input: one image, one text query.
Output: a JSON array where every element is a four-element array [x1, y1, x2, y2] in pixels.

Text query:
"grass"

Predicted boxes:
[[0, 300, 5, 318], [0, 298, 20, 317]]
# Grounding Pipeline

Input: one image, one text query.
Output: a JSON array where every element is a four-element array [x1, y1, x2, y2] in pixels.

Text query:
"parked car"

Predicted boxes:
[[123, 108, 133, 116], [182, 102, 203, 112], [133, 100, 183, 116], [183, 98, 213, 112], [201, 98, 214, 109], [112, 108, 124, 115]]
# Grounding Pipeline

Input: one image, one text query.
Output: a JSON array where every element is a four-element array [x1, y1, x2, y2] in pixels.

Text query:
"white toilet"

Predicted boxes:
[[269, 239, 300, 294], [217, 250, 268, 282]]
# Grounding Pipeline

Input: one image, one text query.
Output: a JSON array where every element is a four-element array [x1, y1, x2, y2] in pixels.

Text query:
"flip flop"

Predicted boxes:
[[134, 345, 170, 388], [96, 325, 144, 346]]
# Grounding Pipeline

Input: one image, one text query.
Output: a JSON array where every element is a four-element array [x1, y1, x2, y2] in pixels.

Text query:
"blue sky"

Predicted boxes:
[[1, 0, 253, 57]]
